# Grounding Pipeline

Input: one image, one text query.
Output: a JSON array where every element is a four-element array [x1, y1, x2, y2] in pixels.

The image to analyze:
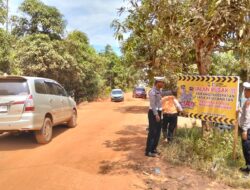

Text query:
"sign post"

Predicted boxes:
[[233, 114, 239, 160], [177, 76, 240, 160]]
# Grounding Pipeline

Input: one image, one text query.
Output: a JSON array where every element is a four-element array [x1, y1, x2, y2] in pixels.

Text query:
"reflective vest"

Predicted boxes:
[[162, 96, 178, 114]]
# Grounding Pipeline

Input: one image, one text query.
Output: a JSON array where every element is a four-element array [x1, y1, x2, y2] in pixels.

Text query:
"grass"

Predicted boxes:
[[161, 126, 250, 188]]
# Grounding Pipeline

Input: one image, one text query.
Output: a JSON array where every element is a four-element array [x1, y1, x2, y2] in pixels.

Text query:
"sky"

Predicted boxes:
[[9, 0, 127, 55]]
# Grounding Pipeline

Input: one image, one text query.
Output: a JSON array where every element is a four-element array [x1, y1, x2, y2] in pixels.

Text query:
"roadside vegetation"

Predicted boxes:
[[113, 0, 250, 187], [0, 0, 250, 186], [0, 0, 140, 102], [161, 126, 250, 188], [113, 0, 250, 83]]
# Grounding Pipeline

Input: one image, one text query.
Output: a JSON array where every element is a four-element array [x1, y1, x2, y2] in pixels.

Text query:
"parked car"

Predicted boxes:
[[111, 89, 124, 102], [0, 76, 77, 144], [133, 87, 147, 99]]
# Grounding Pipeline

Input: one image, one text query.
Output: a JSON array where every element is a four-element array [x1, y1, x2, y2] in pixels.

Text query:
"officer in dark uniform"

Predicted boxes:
[[145, 77, 165, 157], [240, 82, 250, 173]]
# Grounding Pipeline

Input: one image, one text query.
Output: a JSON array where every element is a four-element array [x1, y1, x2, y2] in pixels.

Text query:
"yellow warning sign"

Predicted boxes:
[[177, 76, 239, 125]]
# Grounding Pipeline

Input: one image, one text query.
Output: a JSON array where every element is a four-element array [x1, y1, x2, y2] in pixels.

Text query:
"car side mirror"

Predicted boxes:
[[68, 91, 75, 98]]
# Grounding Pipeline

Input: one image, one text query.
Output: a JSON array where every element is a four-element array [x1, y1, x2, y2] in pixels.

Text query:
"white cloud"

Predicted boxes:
[[42, 0, 126, 49], [9, 0, 127, 53]]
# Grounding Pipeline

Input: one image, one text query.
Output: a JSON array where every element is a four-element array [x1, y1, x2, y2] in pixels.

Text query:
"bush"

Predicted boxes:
[[161, 127, 250, 188]]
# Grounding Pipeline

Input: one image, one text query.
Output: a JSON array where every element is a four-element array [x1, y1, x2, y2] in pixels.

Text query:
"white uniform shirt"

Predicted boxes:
[[240, 98, 250, 132], [149, 86, 162, 116]]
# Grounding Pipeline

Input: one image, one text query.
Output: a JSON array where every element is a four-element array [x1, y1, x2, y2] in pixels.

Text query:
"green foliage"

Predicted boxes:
[[162, 127, 249, 188], [12, 0, 65, 38], [65, 30, 107, 101], [114, 0, 250, 79], [0, 29, 12, 73], [101, 44, 139, 90], [210, 51, 242, 76], [0, 0, 7, 25], [13, 34, 83, 97], [0, 0, 139, 102]]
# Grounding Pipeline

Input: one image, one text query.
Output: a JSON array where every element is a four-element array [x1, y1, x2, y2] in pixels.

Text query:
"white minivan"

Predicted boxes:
[[0, 76, 77, 144]]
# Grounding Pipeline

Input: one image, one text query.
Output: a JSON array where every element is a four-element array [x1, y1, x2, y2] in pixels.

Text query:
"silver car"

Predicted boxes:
[[111, 89, 124, 102], [0, 76, 77, 144]]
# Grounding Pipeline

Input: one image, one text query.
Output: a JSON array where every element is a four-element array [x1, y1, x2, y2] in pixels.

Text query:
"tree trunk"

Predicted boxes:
[[195, 38, 212, 75], [195, 38, 214, 136]]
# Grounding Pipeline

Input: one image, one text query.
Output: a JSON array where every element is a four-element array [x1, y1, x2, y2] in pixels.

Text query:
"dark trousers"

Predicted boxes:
[[242, 129, 250, 167], [145, 110, 162, 153], [162, 113, 178, 141]]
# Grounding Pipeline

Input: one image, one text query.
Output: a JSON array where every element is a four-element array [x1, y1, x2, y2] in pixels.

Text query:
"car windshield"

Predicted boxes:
[[112, 90, 122, 95], [136, 88, 145, 91], [0, 79, 29, 96]]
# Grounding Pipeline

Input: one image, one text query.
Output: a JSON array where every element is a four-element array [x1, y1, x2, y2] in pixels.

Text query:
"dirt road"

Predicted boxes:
[[0, 93, 233, 190]]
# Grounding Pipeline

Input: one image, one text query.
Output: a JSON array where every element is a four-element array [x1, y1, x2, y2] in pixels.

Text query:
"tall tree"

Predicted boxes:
[[0, 29, 12, 73], [13, 34, 82, 97], [66, 30, 107, 101], [11, 0, 65, 38], [0, 0, 7, 25], [113, 0, 250, 76], [101, 44, 138, 90]]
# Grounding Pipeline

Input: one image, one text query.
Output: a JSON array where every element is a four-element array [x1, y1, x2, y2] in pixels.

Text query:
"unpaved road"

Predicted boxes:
[[0, 93, 234, 190]]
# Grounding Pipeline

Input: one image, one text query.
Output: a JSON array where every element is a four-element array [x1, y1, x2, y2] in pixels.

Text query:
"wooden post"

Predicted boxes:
[[233, 113, 239, 160]]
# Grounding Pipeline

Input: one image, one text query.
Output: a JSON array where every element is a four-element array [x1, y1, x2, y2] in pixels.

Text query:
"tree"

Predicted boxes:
[[13, 34, 82, 97], [210, 51, 242, 76], [100, 44, 138, 90], [0, 29, 12, 73], [0, 0, 7, 26], [113, 0, 250, 77], [66, 30, 107, 101], [11, 0, 65, 38]]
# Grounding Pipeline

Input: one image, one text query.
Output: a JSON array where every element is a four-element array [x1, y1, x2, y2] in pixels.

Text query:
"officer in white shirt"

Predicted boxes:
[[145, 77, 165, 157], [240, 82, 250, 173]]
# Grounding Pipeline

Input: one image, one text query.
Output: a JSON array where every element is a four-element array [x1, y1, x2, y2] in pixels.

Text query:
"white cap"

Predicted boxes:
[[243, 82, 250, 90], [154, 76, 165, 82]]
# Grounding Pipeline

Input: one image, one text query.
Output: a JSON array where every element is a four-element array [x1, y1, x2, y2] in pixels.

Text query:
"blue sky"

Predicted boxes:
[[9, 0, 127, 55]]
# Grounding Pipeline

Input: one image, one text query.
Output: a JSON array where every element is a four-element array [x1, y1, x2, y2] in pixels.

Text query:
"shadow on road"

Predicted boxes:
[[0, 125, 70, 151], [100, 124, 153, 175], [116, 125, 147, 136], [114, 106, 148, 114]]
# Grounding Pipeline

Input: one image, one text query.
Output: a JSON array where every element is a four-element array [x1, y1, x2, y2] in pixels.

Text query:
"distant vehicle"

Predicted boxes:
[[111, 89, 124, 102], [132, 87, 147, 99], [0, 76, 77, 144]]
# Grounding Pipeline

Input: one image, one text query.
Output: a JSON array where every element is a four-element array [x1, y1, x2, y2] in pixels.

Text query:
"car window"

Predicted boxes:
[[136, 88, 145, 91], [54, 84, 67, 96], [112, 90, 122, 95], [0, 79, 29, 96], [35, 80, 47, 94], [44, 82, 57, 95]]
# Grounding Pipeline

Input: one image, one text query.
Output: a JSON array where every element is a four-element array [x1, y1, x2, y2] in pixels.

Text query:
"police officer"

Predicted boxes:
[[145, 77, 165, 157], [240, 82, 250, 173]]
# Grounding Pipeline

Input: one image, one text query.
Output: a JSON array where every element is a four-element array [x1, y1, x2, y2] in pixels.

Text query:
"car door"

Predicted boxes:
[[53, 83, 72, 122], [33, 79, 51, 126], [44, 82, 62, 125]]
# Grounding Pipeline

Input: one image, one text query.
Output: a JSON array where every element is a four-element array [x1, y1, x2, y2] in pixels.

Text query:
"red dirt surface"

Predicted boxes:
[[0, 93, 236, 190]]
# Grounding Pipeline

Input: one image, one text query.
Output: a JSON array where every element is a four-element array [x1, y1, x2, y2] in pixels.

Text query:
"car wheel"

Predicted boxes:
[[68, 109, 77, 128], [35, 117, 53, 144]]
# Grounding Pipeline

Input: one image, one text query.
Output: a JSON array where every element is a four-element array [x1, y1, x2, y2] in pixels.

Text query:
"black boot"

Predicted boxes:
[[145, 152, 156, 157], [239, 166, 250, 173]]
